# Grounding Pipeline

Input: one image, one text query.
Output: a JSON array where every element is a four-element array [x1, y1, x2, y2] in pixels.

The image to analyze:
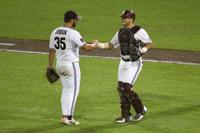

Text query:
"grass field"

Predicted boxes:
[[0, 0, 200, 51], [0, 51, 200, 133]]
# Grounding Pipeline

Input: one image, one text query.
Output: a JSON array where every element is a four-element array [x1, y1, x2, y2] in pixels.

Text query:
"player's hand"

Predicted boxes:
[[92, 40, 99, 43], [90, 40, 99, 48], [82, 42, 97, 51], [92, 40, 99, 45], [139, 47, 148, 54]]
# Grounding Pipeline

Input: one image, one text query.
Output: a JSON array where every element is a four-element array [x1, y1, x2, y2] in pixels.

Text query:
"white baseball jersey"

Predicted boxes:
[[49, 26, 86, 62]]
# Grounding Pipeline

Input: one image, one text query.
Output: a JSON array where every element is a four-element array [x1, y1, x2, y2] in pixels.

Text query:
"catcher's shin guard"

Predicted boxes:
[[117, 82, 131, 121], [122, 83, 144, 114]]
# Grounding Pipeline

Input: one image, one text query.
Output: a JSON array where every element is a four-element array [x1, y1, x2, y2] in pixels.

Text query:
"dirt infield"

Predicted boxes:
[[0, 38, 200, 63]]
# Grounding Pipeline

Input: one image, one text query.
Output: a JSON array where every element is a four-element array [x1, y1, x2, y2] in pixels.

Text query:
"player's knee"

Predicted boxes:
[[62, 87, 73, 94], [123, 83, 133, 97], [123, 83, 132, 90], [117, 82, 132, 90], [121, 83, 138, 99], [117, 81, 124, 91], [117, 82, 132, 96]]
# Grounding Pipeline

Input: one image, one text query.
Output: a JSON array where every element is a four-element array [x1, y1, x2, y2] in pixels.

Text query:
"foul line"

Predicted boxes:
[[0, 49, 199, 66], [81, 55, 200, 66], [0, 43, 16, 46]]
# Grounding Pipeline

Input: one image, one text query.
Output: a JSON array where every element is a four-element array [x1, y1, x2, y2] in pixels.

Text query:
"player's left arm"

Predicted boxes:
[[81, 42, 97, 51], [48, 48, 56, 68], [71, 31, 97, 51], [140, 42, 154, 54], [137, 29, 154, 54]]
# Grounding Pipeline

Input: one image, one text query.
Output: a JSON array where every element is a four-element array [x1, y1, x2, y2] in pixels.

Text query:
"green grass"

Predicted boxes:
[[0, 0, 200, 51], [0, 51, 200, 133]]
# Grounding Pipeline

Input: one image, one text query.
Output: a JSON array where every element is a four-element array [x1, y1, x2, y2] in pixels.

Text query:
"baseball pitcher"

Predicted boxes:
[[97, 10, 153, 123], [47, 10, 97, 125]]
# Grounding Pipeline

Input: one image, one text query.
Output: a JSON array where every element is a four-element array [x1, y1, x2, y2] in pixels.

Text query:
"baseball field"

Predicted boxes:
[[0, 0, 200, 133]]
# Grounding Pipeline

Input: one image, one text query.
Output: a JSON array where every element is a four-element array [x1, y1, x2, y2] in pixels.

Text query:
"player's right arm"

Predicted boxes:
[[97, 31, 119, 50], [48, 48, 55, 68], [48, 31, 56, 68], [97, 42, 114, 50]]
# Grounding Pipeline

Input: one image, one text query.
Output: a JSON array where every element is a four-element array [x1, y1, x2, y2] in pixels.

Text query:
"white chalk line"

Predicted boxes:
[[0, 43, 16, 46], [0, 49, 199, 66]]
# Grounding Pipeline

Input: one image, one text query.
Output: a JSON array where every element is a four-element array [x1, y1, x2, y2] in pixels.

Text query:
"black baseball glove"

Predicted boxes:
[[46, 68, 59, 84]]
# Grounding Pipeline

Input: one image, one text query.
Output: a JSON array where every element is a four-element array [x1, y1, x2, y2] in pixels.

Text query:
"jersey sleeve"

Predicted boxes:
[[49, 30, 55, 49], [135, 29, 152, 44], [110, 31, 120, 48], [70, 30, 86, 47]]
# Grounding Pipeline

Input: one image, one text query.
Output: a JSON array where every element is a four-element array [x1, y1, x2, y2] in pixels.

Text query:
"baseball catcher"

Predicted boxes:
[[97, 10, 153, 123]]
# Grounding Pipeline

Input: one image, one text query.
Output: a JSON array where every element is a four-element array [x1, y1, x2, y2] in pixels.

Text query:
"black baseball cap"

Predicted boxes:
[[120, 10, 135, 19], [64, 10, 82, 22]]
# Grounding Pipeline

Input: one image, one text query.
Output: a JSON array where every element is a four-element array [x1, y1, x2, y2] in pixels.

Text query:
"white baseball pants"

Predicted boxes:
[[56, 61, 80, 116], [118, 59, 143, 85]]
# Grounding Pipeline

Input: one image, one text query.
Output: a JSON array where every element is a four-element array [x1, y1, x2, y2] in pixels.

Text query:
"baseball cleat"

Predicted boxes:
[[133, 106, 147, 122], [61, 117, 80, 125], [133, 113, 144, 121], [115, 115, 133, 123], [115, 117, 126, 123], [143, 106, 148, 114]]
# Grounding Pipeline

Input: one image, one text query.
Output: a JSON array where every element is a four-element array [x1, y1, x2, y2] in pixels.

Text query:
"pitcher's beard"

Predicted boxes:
[[72, 21, 76, 27]]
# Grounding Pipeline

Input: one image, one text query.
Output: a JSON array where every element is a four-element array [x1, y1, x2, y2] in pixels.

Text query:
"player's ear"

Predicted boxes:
[[69, 19, 73, 23], [71, 19, 76, 24]]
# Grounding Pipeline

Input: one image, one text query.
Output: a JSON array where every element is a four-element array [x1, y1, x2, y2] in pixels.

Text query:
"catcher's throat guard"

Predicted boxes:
[[118, 26, 144, 62]]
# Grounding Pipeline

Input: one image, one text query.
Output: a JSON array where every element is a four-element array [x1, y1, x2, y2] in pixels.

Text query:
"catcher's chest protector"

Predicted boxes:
[[118, 26, 141, 56]]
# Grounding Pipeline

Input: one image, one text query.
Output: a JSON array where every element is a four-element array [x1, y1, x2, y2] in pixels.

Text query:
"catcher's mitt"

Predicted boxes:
[[46, 68, 59, 84]]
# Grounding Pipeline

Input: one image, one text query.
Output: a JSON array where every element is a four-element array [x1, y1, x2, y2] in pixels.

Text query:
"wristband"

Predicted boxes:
[[98, 43, 106, 49], [141, 47, 148, 53]]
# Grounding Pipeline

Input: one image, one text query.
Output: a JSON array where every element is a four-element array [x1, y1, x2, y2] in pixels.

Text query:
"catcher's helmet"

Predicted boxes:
[[64, 10, 82, 22], [120, 10, 136, 19]]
